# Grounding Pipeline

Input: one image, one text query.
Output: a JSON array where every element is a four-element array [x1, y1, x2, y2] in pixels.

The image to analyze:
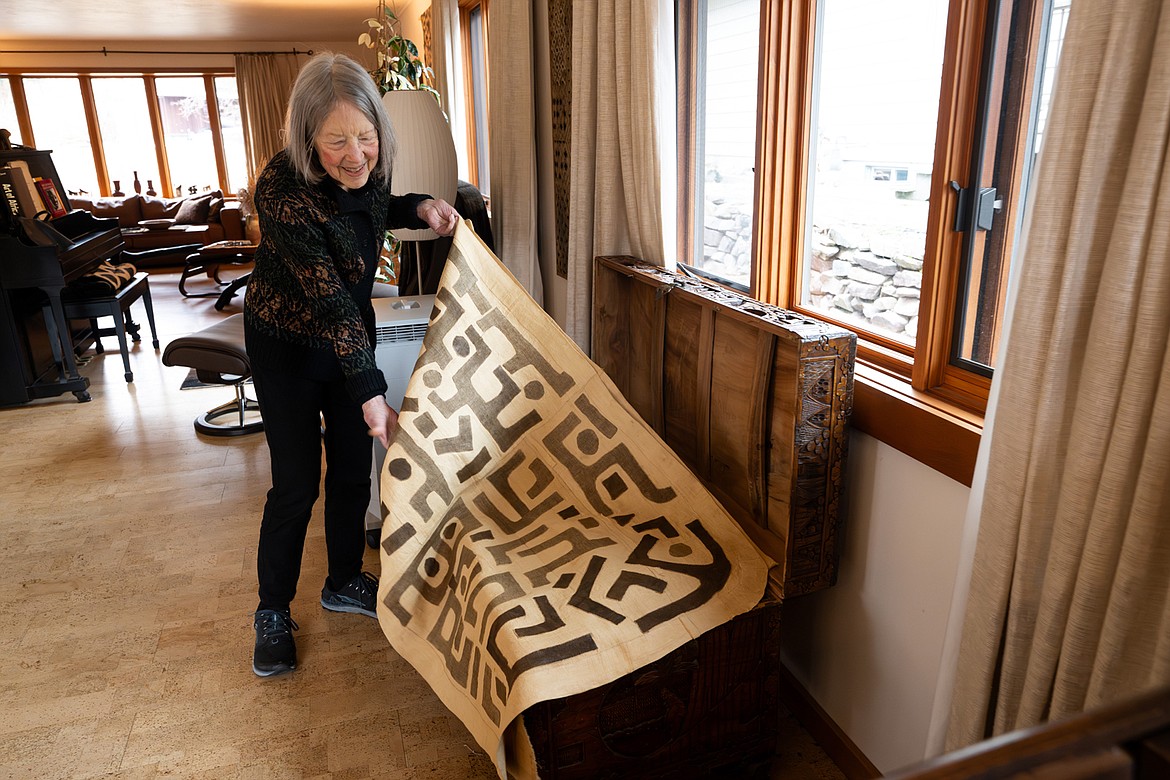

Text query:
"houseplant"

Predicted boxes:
[[358, 1, 439, 98]]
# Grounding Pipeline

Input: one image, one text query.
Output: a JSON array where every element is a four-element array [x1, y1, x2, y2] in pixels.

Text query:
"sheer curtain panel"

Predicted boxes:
[[234, 53, 303, 187], [944, 0, 1170, 750], [565, 0, 668, 351], [487, 0, 546, 305]]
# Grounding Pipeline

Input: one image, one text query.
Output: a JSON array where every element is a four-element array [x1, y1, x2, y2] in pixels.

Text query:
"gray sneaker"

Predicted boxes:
[[320, 571, 379, 618]]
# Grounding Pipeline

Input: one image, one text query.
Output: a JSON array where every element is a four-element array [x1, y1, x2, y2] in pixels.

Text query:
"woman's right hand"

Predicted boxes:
[[417, 198, 460, 236]]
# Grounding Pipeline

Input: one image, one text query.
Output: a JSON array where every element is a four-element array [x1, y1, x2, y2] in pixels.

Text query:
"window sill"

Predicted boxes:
[[851, 363, 982, 486]]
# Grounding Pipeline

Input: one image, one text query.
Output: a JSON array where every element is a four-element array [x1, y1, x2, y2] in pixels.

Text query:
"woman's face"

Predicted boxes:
[[314, 101, 379, 190]]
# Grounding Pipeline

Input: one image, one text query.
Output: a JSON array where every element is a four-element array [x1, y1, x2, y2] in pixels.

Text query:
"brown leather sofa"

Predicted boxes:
[[71, 190, 246, 266]]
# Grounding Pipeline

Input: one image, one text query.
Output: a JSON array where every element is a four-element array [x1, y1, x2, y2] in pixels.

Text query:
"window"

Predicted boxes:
[[801, 0, 949, 349], [461, 0, 491, 197], [0, 79, 22, 146], [679, 0, 1072, 480], [951, 0, 1071, 371], [1, 70, 243, 200], [215, 76, 247, 195], [92, 78, 160, 198], [155, 77, 220, 197], [682, 0, 761, 291], [21, 78, 99, 196]]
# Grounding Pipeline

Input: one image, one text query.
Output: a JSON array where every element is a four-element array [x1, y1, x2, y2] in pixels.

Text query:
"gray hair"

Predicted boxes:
[[283, 52, 397, 186]]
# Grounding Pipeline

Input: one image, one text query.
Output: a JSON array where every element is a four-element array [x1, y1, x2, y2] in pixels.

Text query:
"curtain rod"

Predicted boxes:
[[0, 47, 314, 56]]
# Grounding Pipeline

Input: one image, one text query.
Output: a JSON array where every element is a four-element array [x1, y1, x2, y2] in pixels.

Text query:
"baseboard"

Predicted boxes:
[[778, 662, 882, 779]]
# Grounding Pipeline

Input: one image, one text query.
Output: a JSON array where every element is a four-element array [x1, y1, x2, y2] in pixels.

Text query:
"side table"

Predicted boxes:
[[180, 240, 257, 301]]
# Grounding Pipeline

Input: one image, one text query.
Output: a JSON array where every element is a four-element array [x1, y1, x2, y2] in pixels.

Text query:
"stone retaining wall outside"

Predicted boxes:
[[807, 224, 924, 341], [699, 190, 925, 342]]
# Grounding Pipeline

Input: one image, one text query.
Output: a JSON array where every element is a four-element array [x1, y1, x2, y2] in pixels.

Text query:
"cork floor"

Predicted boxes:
[[0, 268, 845, 780]]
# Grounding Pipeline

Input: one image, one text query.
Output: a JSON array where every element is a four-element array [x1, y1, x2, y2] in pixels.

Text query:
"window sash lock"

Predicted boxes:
[[949, 181, 1002, 232]]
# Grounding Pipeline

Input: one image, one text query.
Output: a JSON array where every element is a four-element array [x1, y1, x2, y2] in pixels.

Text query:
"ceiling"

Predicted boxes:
[[1, 0, 378, 45]]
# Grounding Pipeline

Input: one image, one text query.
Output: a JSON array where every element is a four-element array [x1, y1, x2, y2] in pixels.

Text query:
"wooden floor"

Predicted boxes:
[[0, 268, 845, 780]]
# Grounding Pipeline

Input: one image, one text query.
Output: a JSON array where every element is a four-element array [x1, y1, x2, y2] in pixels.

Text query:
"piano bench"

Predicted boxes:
[[61, 271, 159, 383], [161, 314, 262, 437]]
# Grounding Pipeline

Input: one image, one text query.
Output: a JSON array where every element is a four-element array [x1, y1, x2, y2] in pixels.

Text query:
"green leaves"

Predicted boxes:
[[356, 1, 434, 96]]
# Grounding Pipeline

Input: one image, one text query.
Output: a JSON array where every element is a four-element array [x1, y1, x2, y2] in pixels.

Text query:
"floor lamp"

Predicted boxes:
[[381, 90, 459, 295]]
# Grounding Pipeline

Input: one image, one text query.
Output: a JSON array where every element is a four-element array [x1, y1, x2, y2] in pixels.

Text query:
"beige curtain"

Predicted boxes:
[[945, 0, 1170, 749], [234, 53, 303, 187], [565, 0, 667, 351], [487, 0, 546, 305]]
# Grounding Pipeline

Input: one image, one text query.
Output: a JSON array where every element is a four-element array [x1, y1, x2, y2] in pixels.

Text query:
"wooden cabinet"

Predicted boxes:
[[525, 589, 783, 778]]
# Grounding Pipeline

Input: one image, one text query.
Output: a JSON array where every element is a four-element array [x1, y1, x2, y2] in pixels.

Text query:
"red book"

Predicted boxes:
[[34, 177, 67, 218]]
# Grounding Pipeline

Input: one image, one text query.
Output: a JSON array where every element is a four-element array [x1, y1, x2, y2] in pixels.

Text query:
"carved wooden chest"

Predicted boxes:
[[590, 256, 856, 597], [522, 257, 856, 776]]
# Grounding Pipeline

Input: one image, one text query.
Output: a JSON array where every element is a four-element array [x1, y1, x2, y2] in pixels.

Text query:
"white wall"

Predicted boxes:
[[780, 431, 970, 773], [396, 0, 430, 56]]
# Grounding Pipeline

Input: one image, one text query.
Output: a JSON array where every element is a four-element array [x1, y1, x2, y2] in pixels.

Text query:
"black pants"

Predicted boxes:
[[251, 363, 372, 612]]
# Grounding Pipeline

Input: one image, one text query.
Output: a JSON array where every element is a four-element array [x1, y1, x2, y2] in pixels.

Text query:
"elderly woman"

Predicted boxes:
[[244, 52, 458, 677]]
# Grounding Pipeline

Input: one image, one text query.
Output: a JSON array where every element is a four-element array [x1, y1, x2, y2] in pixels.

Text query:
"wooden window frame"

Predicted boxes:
[[678, 0, 1053, 485], [2, 68, 238, 199], [758, 0, 996, 488], [459, 0, 490, 193]]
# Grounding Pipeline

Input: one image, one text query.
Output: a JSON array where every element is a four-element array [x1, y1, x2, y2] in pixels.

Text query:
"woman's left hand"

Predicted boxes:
[[417, 198, 460, 236], [362, 396, 399, 449]]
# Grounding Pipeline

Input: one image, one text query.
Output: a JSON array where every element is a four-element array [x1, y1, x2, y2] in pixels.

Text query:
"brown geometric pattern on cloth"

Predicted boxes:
[[376, 221, 770, 778]]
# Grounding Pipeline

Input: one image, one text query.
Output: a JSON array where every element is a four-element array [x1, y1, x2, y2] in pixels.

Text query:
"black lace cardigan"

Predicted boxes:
[[243, 149, 428, 405]]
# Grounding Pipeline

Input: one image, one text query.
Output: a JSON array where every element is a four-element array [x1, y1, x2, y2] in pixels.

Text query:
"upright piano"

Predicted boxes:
[[0, 148, 124, 405]]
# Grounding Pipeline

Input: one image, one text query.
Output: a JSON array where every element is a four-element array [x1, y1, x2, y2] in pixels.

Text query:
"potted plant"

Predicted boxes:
[[358, 1, 439, 98]]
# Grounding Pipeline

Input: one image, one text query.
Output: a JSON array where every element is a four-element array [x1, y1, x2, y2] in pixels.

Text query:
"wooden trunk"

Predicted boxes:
[[524, 589, 782, 779], [522, 258, 856, 777], [590, 256, 856, 597]]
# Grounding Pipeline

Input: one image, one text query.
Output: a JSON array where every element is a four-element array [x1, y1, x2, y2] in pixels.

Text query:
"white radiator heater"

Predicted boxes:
[[366, 294, 435, 533]]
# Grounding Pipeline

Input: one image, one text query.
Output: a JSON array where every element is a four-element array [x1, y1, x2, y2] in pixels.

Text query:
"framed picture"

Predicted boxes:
[[34, 178, 67, 218]]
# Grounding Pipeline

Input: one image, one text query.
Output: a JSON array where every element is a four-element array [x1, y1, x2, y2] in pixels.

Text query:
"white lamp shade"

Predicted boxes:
[[382, 90, 459, 241]]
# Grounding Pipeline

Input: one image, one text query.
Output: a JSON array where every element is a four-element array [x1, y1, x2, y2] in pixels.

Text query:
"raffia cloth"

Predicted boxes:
[[376, 221, 770, 778]]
